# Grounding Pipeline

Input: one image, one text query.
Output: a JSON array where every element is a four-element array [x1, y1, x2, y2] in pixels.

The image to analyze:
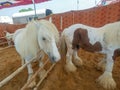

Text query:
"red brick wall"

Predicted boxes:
[[0, 23, 26, 37], [49, 2, 120, 31]]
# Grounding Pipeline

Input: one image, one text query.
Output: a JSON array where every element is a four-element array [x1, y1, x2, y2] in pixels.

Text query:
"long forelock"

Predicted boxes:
[[26, 21, 37, 32], [38, 20, 59, 43]]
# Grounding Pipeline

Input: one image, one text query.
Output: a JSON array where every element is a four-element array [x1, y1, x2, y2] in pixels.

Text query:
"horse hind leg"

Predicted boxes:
[[96, 52, 116, 89], [73, 49, 83, 67]]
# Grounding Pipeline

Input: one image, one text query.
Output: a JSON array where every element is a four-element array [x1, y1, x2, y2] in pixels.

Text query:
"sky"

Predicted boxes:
[[0, 0, 100, 17]]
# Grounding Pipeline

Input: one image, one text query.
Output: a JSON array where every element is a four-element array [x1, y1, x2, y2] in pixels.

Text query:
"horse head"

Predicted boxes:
[[37, 20, 61, 63]]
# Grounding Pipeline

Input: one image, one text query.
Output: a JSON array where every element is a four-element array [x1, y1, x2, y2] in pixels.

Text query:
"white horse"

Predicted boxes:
[[13, 19, 61, 87], [4, 31, 14, 46], [60, 21, 120, 89]]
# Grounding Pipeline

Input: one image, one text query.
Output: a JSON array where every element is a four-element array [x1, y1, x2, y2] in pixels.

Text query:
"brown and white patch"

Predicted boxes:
[[72, 28, 102, 52], [113, 48, 120, 60]]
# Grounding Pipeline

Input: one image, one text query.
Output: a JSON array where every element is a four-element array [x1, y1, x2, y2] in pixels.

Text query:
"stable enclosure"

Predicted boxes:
[[0, 2, 120, 90]]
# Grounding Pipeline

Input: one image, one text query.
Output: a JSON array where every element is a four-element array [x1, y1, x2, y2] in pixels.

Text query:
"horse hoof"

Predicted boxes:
[[28, 80, 36, 88], [97, 62, 105, 71], [65, 63, 77, 72], [73, 58, 83, 67], [33, 87, 37, 90], [39, 69, 46, 79], [96, 71, 116, 89]]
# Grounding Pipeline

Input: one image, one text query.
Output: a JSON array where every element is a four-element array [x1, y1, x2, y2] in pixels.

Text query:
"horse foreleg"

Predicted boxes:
[[37, 52, 46, 79], [97, 52, 116, 89], [25, 60, 36, 88], [38, 60, 46, 79], [73, 49, 83, 67], [65, 44, 77, 72]]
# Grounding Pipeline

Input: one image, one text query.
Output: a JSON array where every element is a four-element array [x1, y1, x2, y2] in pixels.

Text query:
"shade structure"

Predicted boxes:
[[0, 0, 50, 9], [96, 0, 120, 6]]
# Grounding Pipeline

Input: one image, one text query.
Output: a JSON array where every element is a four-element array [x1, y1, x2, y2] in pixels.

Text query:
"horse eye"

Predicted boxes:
[[42, 37, 46, 40]]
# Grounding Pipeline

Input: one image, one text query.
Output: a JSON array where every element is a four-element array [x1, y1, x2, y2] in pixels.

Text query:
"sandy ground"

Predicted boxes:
[[0, 47, 120, 90]]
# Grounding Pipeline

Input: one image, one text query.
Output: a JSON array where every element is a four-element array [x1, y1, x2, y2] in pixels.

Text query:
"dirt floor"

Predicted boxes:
[[0, 47, 120, 90]]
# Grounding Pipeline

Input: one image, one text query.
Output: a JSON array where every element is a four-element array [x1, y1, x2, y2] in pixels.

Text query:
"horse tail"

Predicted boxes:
[[59, 31, 67, 57]]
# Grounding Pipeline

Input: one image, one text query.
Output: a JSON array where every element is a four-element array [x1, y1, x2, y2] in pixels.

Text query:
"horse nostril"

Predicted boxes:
[[51, 56, 56, 62]]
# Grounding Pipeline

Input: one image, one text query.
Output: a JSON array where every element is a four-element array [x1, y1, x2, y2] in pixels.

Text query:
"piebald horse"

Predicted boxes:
[[13, 20, 61, 87], [60, 21, 120, 89]]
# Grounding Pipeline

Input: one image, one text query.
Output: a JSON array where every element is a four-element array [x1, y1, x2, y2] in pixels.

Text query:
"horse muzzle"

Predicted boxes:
[[49, 56, 60, 63], [50, 56, 56, 63], [47, 52, 60, 63]]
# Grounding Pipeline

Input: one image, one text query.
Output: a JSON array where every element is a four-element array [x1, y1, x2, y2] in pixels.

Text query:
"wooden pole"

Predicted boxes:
[[21, 59, 49, 90], [33, 64, 55, 90], [0, 57, 35, 88]]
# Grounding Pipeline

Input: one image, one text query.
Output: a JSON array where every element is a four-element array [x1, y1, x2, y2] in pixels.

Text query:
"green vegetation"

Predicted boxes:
[[19, 8, 33, 12]]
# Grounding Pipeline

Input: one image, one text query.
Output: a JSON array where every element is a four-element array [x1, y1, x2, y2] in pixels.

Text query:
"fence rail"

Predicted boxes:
[[0, 48, 55, 90]]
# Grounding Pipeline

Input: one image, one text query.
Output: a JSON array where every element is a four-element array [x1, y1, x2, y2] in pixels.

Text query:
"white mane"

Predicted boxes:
[[37, 20, 59, 43]]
